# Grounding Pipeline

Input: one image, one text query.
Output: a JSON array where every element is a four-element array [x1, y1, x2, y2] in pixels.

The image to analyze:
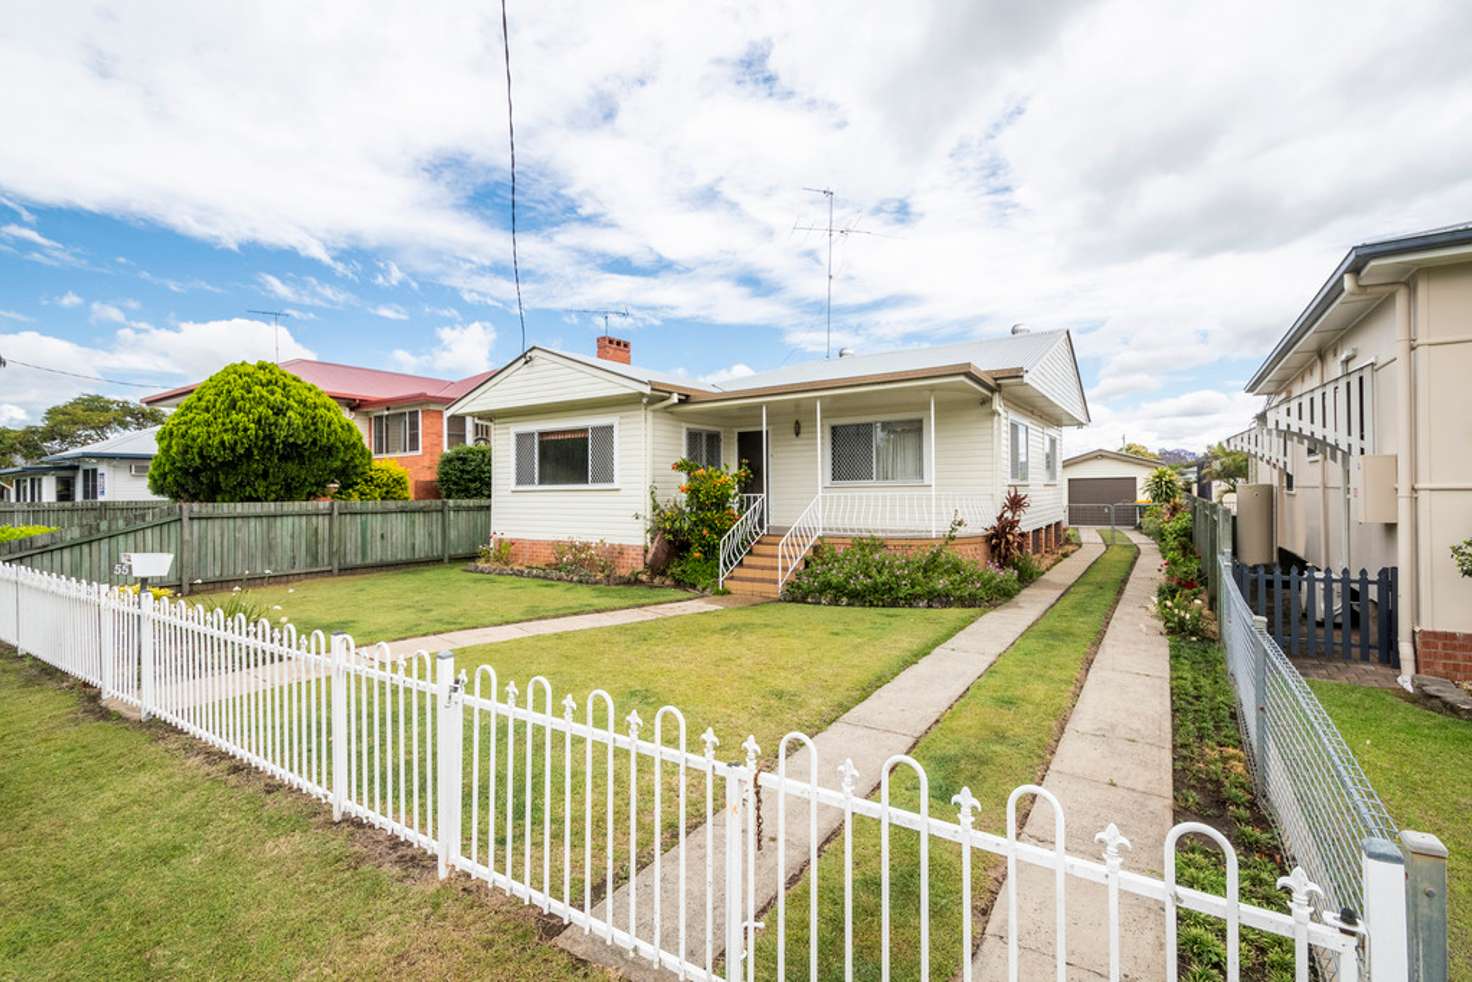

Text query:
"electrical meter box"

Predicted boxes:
[[1354, 454, 1397, 524]]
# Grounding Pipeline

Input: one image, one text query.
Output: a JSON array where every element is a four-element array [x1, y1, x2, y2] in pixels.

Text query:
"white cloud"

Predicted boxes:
[[373, 260, 415, 289], [257, 272, 355, 308], [424, 304, 461, 320], [0, 403, 27, 425], [0, 222, 86, 267], [50, 291, 83, 308], [392, 322, 497, 375], [89, 302, 128, 325], [0, 309, 31, 322], [700, 362, 756, 387], [0, 195, 35, 223], [371, 304, 409, 320]]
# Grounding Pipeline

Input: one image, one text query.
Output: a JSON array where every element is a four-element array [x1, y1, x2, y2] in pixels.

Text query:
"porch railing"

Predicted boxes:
[[776, 495, 823, 588], [818, 492, 994, 538], [716, 494, 766, 589]]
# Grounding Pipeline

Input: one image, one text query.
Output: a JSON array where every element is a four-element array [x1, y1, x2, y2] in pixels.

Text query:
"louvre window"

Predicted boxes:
[[446, 415, 467, 447], [685, 428, 723, 468], [1046, 434, 1058, 482], [830, 419, 924, 483], [514, 423, 617, 487], [372, 410, 421, 455], [1009, 420, 1030, 482]]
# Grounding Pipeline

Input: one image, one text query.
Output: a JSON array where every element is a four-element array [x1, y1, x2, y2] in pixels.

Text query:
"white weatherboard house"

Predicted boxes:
[[0, 426, 166, 503], [448, 331, 1090, 597]]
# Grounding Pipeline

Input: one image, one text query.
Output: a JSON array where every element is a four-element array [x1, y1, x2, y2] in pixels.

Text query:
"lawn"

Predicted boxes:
[[194, 564, 690, 643], [752, 538, 1139, 980], [1309, 681, 1472, 981], [0, 653, 596, 980]]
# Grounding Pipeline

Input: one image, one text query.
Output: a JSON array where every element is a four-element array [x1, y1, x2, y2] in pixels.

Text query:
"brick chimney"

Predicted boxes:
[[596, 335, 631, 364]]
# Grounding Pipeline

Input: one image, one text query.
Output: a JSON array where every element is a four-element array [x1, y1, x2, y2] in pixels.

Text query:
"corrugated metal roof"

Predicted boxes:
[[143, 360, 496, 406], [43, 426, 161, 462]]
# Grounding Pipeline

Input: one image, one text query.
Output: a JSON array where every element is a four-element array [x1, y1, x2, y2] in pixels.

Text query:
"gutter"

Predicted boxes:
[[1343, 271, 1417, 686]]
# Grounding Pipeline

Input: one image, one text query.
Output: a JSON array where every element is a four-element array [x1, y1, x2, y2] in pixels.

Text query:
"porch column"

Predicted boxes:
[[814, 398, 822, 533], [761, 403, 768, 527], [929, 392, 937, 537]]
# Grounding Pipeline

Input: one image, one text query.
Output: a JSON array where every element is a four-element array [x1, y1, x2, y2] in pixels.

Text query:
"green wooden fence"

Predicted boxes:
[[1, 500, 492, 593], [0, 500, 173, 530]]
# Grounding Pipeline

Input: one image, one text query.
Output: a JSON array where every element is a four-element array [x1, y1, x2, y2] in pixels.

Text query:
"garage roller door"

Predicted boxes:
[[1068, 477, 1138, 526]]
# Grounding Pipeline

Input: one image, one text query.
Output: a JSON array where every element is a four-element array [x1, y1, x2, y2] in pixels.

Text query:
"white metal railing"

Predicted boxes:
[[776, 495, 823, 587], [1227, 363, 1376, 469], [717, 494, 767, 589], [817, 492, 994, 538], [1, 558, 1405, 980]]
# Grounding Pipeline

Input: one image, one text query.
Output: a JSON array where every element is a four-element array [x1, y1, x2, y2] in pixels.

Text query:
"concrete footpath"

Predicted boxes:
[[557, 532, 1109, 979], [973, 528, 1174, 981], [382, 595, 748, 658]]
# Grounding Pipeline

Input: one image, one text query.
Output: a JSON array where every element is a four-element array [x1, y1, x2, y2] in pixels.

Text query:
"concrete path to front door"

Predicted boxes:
[[972, 528, 1174, 981], [557, 531, 1110, 979], [380, 595, 759, 659]]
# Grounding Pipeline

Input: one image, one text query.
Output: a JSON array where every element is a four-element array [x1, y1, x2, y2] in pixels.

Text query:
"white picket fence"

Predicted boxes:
[[1, 560, 1397, 980]]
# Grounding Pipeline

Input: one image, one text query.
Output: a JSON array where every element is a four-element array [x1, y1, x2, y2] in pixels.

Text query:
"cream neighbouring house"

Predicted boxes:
[[1226, 222, 1472, 683], [447, 331, 1090, 598]]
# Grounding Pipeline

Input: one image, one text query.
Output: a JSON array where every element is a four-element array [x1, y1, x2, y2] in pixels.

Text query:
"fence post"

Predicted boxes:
[[329, 500, 340, 576], [442, 499, 451, 563], [330, 632, 349, 822], [1251, 614, 1269, 765], [1363, 837, 1409, 979], [139, 589, 155, 721], [436, 649, 463, 880], [178, 502, 192, 596], [98, 584, 114, 699], [723, 765, 746, 982], [1400, 830, 1449, 981]]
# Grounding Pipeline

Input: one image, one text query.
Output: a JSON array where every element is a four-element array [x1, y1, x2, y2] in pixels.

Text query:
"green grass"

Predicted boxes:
[[1170, 637, 1296, 981], [1309, 681, 1472, 981], [753, 538, 1138, 980], [194, 564, 690, 643], [0, 653, 596, 980]]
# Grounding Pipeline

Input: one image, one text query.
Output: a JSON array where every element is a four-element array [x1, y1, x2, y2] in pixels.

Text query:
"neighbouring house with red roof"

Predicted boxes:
[[143, 360, 496, 499]]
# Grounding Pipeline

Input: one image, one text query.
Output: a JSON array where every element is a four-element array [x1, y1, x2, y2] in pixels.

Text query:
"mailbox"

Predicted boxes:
[[121, 552, 175, 578]]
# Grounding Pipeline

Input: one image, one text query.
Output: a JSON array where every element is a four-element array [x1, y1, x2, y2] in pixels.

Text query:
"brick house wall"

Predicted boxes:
[[500, 537, 646, 574], [378, 408, 445, 500], [1416, 630, 1472, 682]]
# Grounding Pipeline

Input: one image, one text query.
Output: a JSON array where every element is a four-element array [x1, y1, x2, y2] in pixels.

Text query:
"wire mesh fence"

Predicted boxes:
[[1217, 554, 1397, 921]]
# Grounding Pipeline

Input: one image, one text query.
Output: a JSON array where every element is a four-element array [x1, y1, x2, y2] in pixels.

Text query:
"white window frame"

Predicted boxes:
[[1045, 433, 1059, 484], [510, 417, 620, 491], [682, 426, 725, 469], [1009, 418, 1030, 483], [371, 409, 423, 457], [473, 419, 493, 446], [825, 412, 929, 487], [80, 467, 101, 501]]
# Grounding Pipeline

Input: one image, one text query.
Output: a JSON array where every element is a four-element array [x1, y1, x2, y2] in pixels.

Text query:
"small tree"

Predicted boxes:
[[1145, 466, 1182, 504], [1199, 442, 1248, 497], [437, 444, 493, 499], [984, 489, 1030, 567], [337, 460, 411, 500], [1121, 442, 1160, 460], [149, 362, 370, 502]]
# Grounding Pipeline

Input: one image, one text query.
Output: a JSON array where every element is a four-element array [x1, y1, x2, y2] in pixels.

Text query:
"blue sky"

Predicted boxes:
[[3, 1, 1471, 451]]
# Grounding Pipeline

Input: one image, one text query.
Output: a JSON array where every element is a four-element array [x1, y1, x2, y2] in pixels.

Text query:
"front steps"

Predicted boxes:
[[723, 534, 792, 599]]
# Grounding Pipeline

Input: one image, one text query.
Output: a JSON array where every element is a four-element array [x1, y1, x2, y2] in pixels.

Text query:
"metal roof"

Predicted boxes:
[[42, 425, 161, 462], [143, 359, 496, 407]]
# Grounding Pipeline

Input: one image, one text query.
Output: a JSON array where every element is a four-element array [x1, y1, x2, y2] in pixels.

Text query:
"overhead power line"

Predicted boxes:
[[500, 0, 528, 355], [0, 353, 161, 389]]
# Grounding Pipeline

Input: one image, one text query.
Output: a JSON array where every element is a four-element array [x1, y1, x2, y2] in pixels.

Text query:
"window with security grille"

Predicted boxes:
[[514, 423, 617, 486], [372, 410, 421, 455], [685, 428, 722, 468], [830, 419, 924, 483], [1009, 420, 1029, 482]]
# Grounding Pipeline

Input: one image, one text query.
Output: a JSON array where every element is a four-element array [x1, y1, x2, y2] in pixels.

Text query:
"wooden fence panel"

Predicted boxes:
[[0, 500, 171, 529], [1230, 559, 1398, 667], [3, 499, 492, 590]]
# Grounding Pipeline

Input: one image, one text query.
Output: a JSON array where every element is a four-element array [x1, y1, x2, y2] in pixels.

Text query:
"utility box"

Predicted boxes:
[[1236, 484, 1275, 567], [1355, 453, 1397, 523]]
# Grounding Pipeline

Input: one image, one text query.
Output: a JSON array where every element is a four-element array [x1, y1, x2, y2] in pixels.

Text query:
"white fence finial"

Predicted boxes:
[[952, 786, 980, 828], [700, 726, 719, 759], [741, 734, 760, 770], [838, 758, 859, 796]]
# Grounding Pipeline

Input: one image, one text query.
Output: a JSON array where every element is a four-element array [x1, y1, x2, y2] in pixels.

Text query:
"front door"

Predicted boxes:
[[736, 430, 767, 495]]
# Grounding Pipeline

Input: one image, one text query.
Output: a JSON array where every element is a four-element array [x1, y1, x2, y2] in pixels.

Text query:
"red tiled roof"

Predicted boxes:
[[142, 359, 497, 408]]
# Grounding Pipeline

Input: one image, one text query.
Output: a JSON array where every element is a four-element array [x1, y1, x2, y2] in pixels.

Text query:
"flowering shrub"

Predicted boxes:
[[1452, 537, 1472, 577], [1154, 592, 1207, 639], [649, 457, 751, 589], [783, 536, 1022, 608], [478, 534, 515, 566], [1144, 499, 1212, 637], [550, 538, 622, 581]]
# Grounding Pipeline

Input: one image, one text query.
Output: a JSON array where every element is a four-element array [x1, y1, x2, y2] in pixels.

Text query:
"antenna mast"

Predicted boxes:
[[795, 188, 874, 359], [247, 309, 292, 363], [570, 307, 631, 334]]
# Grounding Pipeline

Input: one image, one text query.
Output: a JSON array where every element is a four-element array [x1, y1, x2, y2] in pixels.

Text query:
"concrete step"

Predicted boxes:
[[725, 569, 777, 585], [726, 579, 780, 597]]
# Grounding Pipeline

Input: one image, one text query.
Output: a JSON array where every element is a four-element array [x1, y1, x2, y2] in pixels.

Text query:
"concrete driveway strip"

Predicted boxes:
[[974, 528, 1174, 982], [556, 537, 1109, 980]]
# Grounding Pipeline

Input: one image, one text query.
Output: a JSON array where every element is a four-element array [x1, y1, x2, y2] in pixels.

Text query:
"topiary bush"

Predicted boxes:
[[437, 444, 493, 499], [783, 536, 1022, 608], [336, 459, 411, 501], [149, 362, 370, 502]]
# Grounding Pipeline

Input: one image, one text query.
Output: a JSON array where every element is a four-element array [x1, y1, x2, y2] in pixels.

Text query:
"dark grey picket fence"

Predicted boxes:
[[1231, 560, 1399, 667]]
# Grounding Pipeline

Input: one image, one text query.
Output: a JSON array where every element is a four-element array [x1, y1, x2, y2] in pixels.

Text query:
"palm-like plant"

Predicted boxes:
[[1145, 466, 1182, 504], [985, 489, 1030, 567]]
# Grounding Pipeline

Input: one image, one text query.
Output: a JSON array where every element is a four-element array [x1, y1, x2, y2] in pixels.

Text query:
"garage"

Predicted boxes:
[[1067, 476, 1138, 525], [1062, 448, 1162, 525]]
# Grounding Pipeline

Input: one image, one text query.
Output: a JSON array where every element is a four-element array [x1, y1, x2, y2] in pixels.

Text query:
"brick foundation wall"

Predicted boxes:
[[820, 534, 993, 566], [501, 538, 646, 574], [1416, 629, 1472, 682]]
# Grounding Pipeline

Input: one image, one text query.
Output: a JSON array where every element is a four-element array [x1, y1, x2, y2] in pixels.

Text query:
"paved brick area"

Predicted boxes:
[[1288, 657, 1401, 689]]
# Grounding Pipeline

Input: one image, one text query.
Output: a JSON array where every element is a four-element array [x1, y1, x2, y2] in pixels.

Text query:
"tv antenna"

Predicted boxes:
[[570, 307, 631, 333], [794, 188, 875, 359], [247, 309, 292, 363]]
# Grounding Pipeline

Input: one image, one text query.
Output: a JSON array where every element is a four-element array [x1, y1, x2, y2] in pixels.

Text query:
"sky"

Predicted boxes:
[[3, 1, 1472, 454]]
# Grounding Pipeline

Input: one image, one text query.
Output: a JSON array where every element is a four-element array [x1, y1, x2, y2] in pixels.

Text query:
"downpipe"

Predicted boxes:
[[1342, 272, 1416, 686]]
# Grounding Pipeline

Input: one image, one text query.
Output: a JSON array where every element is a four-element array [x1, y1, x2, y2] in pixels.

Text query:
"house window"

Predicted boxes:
[[445, 416, 490, 448], [474, 420, 492, 445], [446, 414, 467, 448], [685, 429, 723, 468], [830, 419, 924, 483], [81, 468, 102, 500], [1284, 471, 1295, 493], [372, 410, 421, 455], [1009, 420, 1030, 482], [514, 423, 617, 487], [1045, 434, 1058, 482]]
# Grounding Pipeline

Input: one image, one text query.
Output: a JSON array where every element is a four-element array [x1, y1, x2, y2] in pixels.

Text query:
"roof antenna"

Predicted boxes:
[[569, 306, 631, 334], [795, 188, 874, 359], [247, 309, 292, 363]]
